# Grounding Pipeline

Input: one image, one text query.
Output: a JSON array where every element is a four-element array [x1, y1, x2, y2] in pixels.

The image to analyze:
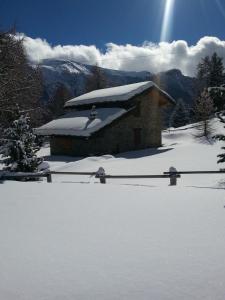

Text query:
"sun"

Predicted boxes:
[[160, 0, 175, 42]]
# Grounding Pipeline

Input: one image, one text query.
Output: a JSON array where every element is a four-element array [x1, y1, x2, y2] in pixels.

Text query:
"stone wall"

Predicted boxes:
[[50, 90, 167, 156]]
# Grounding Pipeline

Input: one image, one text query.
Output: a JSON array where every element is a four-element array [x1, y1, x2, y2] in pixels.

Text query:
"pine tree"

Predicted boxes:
[[197, 56, 211, 88], [208, 86, 225, 112], [210, 53, 225, 87], [170, 99, 190, 128], [197, 52, 225, 110], [197, 53, 224, 88], [214, 111, 225, 164], [0, 113, 43, 172]]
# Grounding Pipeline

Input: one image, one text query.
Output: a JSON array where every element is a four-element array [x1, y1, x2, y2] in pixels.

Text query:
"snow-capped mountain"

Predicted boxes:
[[37, 59, 197, 104]]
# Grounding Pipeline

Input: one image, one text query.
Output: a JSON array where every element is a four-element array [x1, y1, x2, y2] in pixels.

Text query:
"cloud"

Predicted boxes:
[[22, 35, 225, 77]]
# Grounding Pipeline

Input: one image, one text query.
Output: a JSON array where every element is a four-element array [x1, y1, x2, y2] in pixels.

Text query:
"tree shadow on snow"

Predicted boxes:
[[187, 185, 225, 190], [191, 135, 217, 145], [43, 155, 82, 164]]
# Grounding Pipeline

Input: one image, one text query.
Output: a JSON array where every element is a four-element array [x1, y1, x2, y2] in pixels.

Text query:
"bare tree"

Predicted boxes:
[[0, 29, 43, 133], [48, 84, 72, 118], [194, 89, 214, 139], [85, 64, 108, 92]]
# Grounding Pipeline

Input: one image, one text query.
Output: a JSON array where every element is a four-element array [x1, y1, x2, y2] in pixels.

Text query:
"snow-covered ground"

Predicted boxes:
[[38, 118, 225, 187], [1, 119, 225, 300]]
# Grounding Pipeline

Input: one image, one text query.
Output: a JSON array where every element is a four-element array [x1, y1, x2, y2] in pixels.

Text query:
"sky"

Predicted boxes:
[[1, 0, 225, 76]]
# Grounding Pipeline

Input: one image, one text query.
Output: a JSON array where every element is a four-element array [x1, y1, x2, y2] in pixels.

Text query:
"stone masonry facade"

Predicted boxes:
[[50, 89, 168, 156]]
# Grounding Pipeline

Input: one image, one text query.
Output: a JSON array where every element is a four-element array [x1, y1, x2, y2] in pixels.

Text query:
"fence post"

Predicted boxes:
[[46, 173, 52, 183], [169, 166, 177, 186], [96, 167, 106, 184]]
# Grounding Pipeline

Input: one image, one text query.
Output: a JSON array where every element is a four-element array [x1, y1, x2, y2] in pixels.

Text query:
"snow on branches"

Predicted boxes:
[[0, 114, 43, 172], [214, 111, 225, 164]]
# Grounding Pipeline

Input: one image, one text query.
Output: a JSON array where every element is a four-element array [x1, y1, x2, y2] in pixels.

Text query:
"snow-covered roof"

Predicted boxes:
[[65, 81, 174, 107], [36, 108, 127, 137]]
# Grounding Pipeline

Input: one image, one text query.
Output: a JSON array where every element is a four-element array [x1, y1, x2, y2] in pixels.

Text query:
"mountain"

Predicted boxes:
[[37, 59, 197, 105], [152, 69, 197, 106]]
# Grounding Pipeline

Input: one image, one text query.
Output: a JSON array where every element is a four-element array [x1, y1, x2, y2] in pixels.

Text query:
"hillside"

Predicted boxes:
[[37, 59, 197, 105], [1, 119, 225, 300]]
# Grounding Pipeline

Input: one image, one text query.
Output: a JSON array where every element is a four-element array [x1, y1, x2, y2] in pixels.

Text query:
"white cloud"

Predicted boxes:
[[22, 35, 225, 77]]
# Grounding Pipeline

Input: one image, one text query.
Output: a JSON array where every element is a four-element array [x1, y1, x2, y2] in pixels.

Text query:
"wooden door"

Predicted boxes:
[[133, 128, 142, 146]]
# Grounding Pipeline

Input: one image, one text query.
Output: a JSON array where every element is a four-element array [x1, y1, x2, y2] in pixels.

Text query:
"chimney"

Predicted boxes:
[[89, 105, 97, 120]]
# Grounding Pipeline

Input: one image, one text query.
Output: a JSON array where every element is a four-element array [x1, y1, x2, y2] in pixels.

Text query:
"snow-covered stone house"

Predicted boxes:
[[36, 81, 175, 156]]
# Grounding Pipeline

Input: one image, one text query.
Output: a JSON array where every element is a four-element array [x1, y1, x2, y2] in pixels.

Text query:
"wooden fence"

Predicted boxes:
[[1, 167, 225, 186], [0, 171, 52, 183], [164, 170, 225, 175], [49, 167, 181, 185]]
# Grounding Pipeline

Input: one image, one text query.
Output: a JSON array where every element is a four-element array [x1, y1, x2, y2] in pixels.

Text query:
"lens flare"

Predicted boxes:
[[160, 0, 175, 42], [215, 0, 225, 19]]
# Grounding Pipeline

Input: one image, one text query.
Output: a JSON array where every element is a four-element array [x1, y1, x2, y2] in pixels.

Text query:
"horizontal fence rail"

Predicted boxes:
[[96, 174, 180, 179], [95, 173, 180, 185], [49, 170, 180, 185], [50, 171, 96, 176], [0, 171, 52, 182], [1, 166, 224, 186], [164, 170, 225, 175]]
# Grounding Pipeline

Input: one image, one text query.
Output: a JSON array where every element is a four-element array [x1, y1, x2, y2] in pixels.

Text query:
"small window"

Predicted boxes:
[[133, 128, 142, 146]]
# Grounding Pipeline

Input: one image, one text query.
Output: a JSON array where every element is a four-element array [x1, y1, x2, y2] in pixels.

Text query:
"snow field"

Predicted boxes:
[[0, 118, 225, 299], [1, 182, 225, 300]]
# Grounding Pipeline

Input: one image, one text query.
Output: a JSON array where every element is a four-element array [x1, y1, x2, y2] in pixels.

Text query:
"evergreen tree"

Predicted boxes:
[[0, 113, 42, 172], [197, 53, 224, 88], [170, 99, 190, 128], [214, 111, 225, 164], [208, 86, 225, 112], [210, 53, 225, 87], [197, 56, 211, 88], [197, 52, 225, 110]]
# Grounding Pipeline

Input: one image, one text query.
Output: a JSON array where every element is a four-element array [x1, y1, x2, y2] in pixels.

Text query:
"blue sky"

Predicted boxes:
[[1, 0, 225, 75], [1, 0, 225, 47]]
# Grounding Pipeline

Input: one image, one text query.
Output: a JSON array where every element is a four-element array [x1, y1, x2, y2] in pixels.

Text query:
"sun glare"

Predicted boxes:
[[160, 0, 175, 42], [215, 0, 225, 19]]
